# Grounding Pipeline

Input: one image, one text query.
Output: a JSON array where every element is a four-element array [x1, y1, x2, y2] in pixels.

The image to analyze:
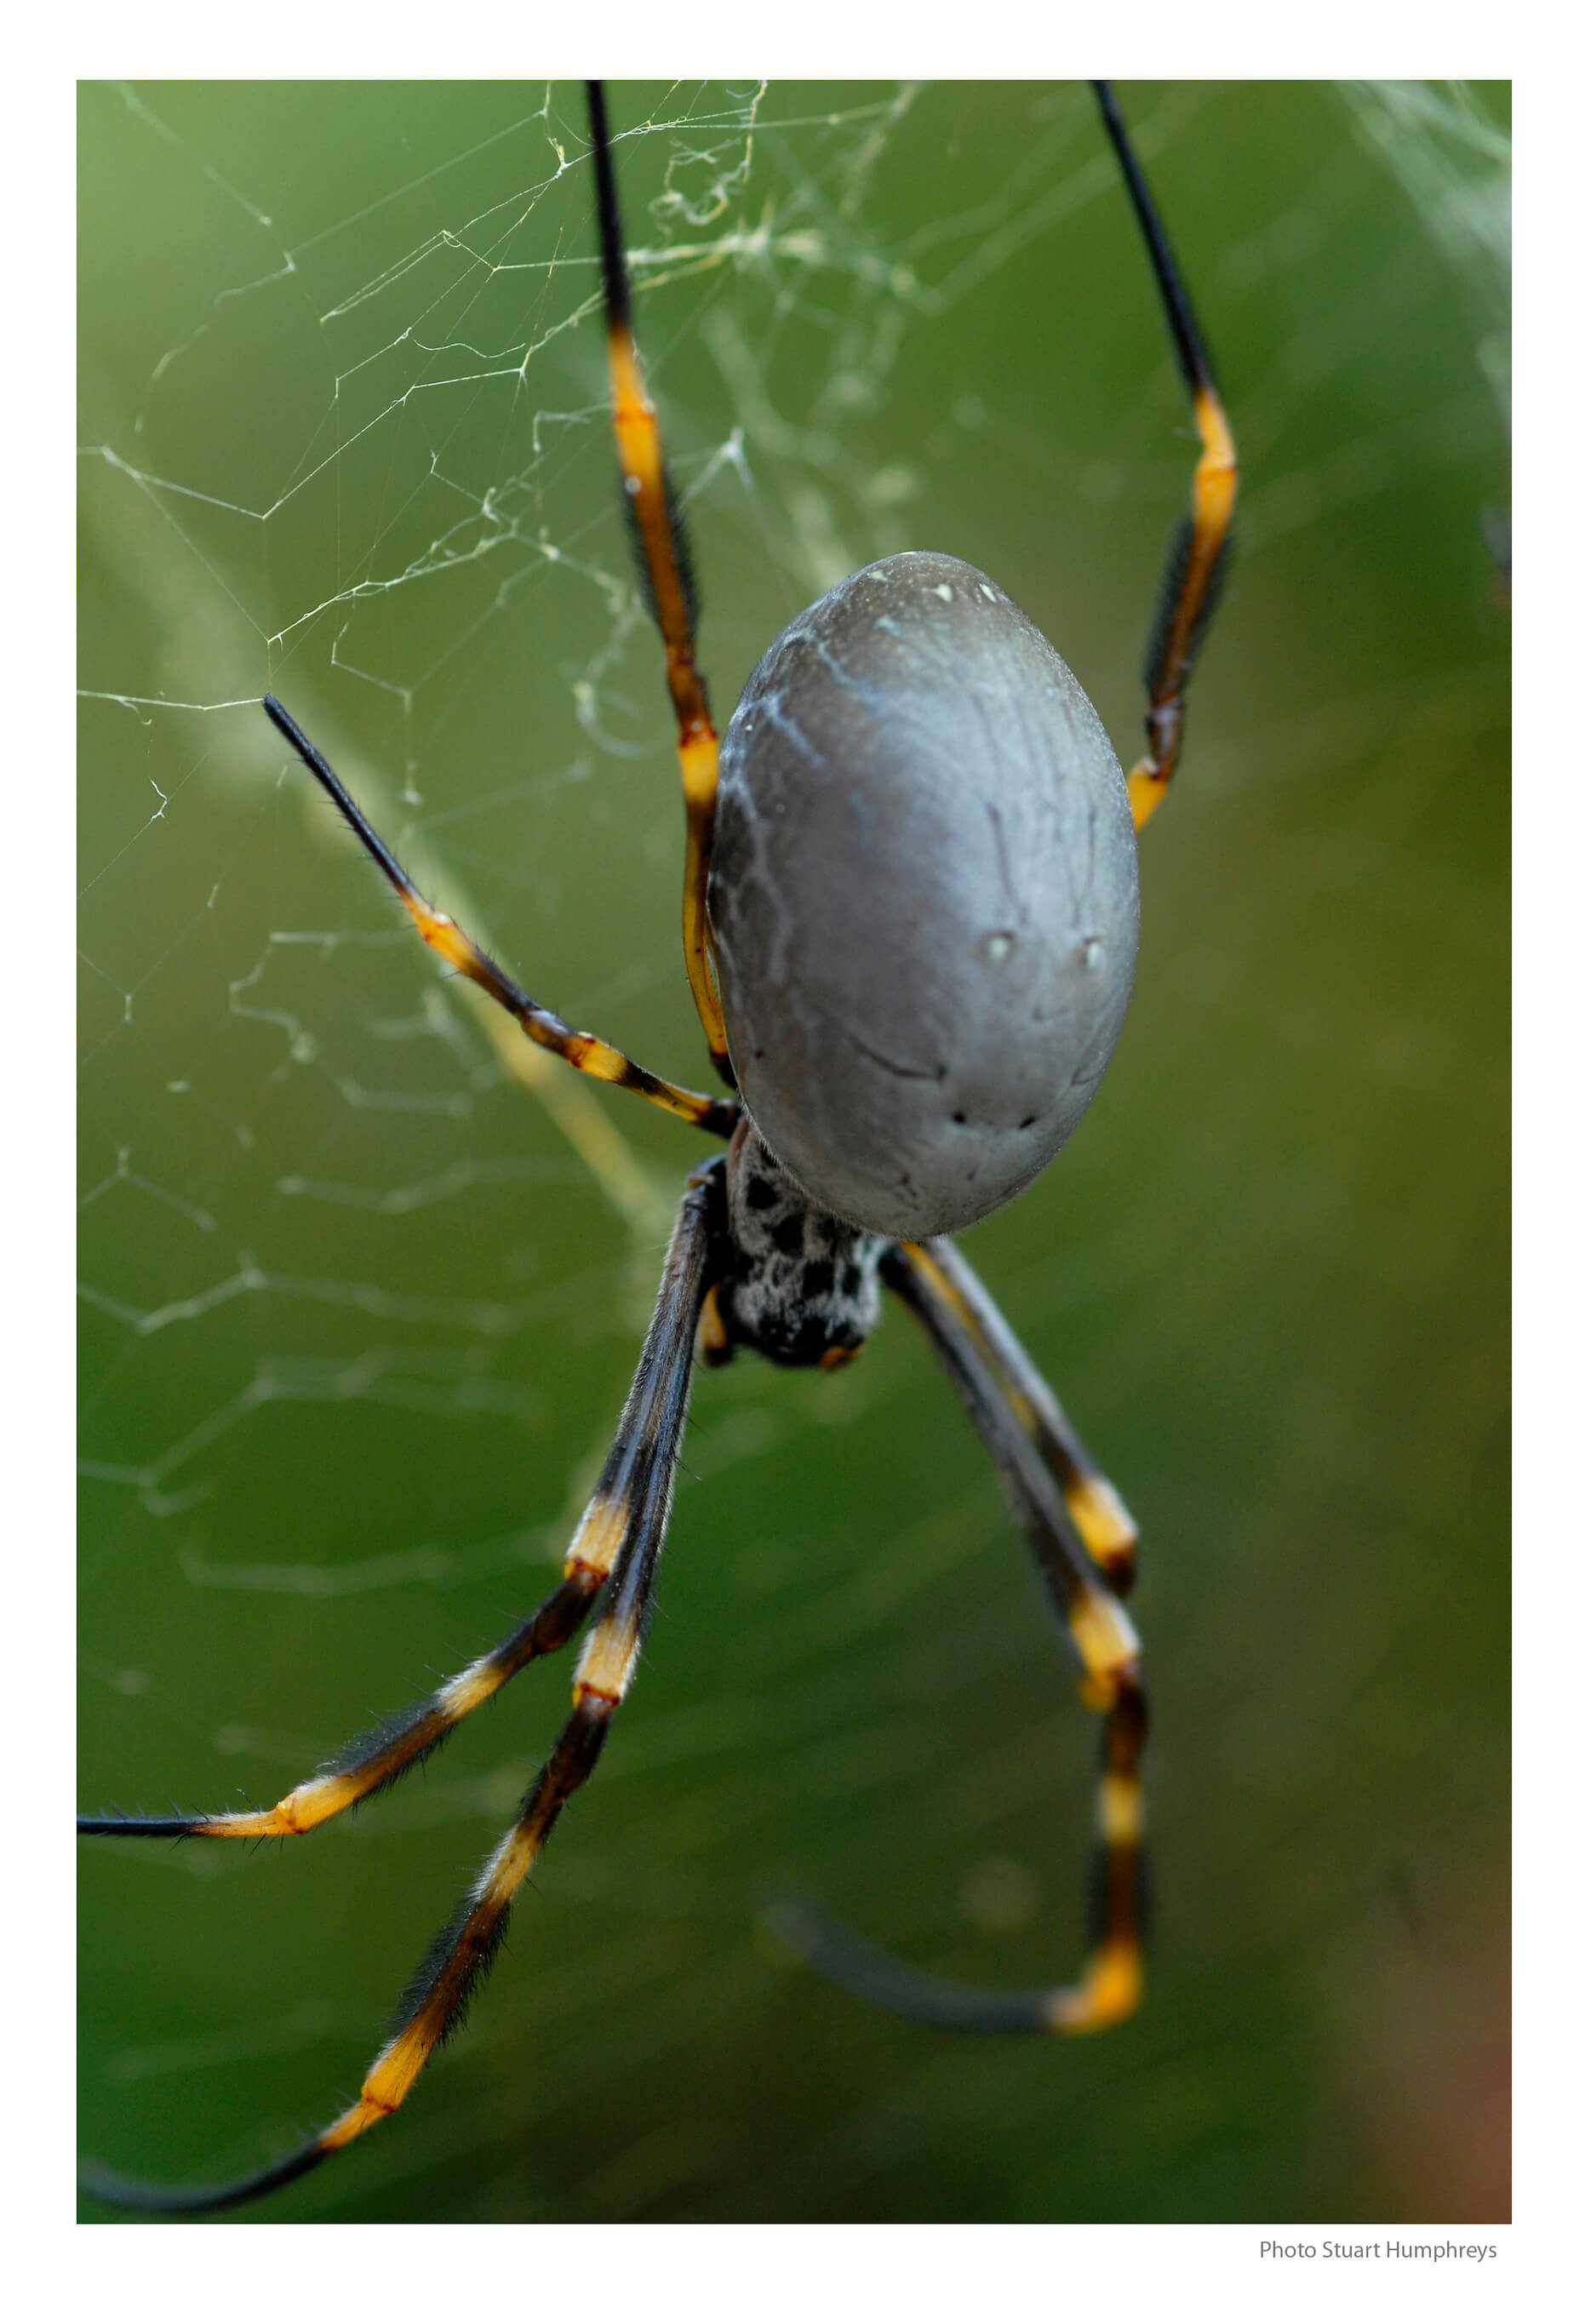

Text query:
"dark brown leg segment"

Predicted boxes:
[[773, 1238, 1147, 2037], [1093, 81, 1239, 832], [80, 1163, 725, 2213]]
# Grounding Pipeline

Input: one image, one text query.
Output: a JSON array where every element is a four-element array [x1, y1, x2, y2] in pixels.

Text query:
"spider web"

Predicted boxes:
[[79, 81, 1510, 2224]]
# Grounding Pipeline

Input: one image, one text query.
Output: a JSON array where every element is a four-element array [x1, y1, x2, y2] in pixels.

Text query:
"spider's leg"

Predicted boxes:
[[774, 1237, 1146, 2038], [1093, 82, 1239, 832], [80, 1161, 724, 2215], [80, 1504, 622, 1841], [262, 696, 738, 1139], [899, 1236, 1140, 1596], [587, 82, 731, 1088]]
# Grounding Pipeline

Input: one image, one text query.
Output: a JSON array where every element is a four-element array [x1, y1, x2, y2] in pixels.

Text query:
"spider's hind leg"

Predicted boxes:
[[1092, 79, 1239, 832], [587, 81, 731, 1086]]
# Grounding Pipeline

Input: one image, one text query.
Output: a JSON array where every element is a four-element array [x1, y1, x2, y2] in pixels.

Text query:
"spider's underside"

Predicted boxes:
[[78, 77, 1235, 2215]]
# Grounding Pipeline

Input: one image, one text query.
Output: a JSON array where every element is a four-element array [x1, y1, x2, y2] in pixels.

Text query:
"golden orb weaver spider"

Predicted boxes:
[[79, 78, 1237, 2214]]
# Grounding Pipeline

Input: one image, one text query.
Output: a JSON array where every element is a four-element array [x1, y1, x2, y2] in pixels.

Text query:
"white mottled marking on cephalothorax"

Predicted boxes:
[[723, 1121, 884, 1366]]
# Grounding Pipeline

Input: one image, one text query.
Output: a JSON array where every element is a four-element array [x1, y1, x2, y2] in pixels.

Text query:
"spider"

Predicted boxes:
[[79, 79, 1236, 2214]]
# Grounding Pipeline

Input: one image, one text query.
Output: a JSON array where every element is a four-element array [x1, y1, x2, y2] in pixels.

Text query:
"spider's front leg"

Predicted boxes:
[[775, 1236, 1147, 2037], [903, 1236, 1141, 1596], [79, 1160, 729, 2215]]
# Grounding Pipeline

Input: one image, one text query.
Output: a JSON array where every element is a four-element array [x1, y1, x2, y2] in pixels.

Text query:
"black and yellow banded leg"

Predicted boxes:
[[774, 1237, 1147, 2038], [73, 1350, 687, 1845], [885, 1239, 1147, 2029], [77, 1566, 597, 1842], [587, 83, 731, 1086], [900, 1236, 1140, 1595], [78, 1165, 724, 2214], [1092, 81, 1239, 833], [262, 696, 737, 1139]]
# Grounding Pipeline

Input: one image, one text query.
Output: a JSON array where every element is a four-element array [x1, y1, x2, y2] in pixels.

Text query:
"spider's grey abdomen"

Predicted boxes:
[[710, 552, 1140, 1238]]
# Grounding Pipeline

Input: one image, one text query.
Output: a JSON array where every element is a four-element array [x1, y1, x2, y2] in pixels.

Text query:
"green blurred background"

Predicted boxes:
[[78, 82, 1509, 2223]]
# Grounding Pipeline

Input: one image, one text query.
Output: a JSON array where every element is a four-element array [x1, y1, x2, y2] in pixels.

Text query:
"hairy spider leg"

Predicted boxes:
[[587, 81, 732, 1086], [78, 1164, 725, 2214], [773, 1235, 1147, 2037], [75, 1233, 702, 1845], [1093, 82, 1239, 832], [262, 697, 737, 1139], [78, 1564, 596, 1842], [902, 1237, 1140, 1595]]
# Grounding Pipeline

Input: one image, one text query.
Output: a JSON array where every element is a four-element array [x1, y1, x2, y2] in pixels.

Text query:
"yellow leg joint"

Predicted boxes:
[[1048, 1940, 1144, 2033], [1065, 1473, 1138, 1570], [1068, 1588, 1140, 1690], [1129, 766, 1170, 830]]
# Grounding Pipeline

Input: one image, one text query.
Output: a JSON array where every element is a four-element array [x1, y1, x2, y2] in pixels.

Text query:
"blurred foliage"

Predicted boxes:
[[79, 80, 1508, 2223]]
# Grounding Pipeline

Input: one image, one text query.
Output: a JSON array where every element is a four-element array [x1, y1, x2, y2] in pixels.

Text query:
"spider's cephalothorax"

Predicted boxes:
[[80, 77, 1236, 2216], [712, 1119, 885, 1369]]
